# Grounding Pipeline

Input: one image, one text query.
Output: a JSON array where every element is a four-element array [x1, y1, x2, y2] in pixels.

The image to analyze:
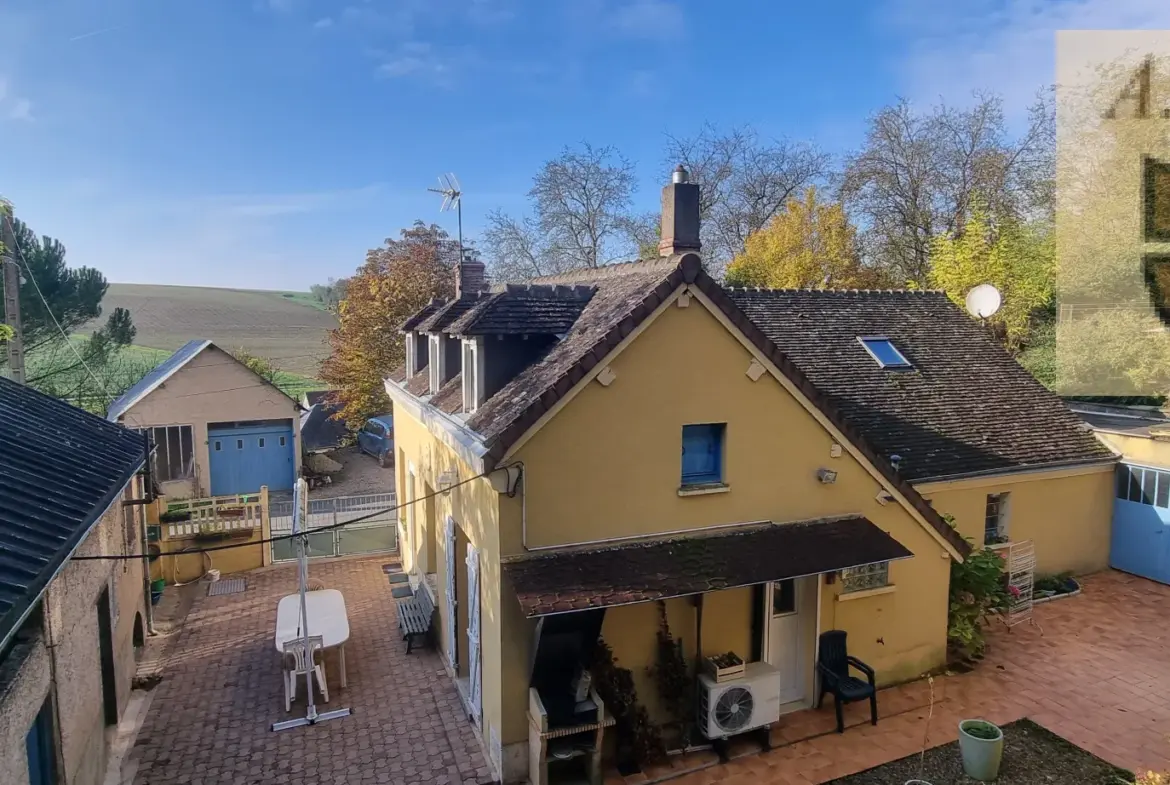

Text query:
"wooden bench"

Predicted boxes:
[[396, 587, 435, 654]]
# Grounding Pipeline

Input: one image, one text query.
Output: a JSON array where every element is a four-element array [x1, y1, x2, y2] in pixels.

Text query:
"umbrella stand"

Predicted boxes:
[[272, 479, 351, 731]]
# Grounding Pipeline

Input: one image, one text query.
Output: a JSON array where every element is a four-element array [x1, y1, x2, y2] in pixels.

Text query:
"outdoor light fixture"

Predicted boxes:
[[817, 468, 838, 485]]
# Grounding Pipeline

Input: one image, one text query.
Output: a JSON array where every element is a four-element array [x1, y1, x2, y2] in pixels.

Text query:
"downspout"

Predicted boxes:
[[519, 463, 527, 551], [139, 431, 158, 635]]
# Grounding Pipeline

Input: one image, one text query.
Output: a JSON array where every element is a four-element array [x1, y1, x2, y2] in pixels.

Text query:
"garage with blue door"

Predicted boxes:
[[1111, 462, 1170, 585], [208, 420, 296, 495]]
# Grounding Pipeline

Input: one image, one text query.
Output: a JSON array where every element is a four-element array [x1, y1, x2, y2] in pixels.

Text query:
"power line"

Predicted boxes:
[[69, 464, 508, 561], [6, 216, 115, 405]]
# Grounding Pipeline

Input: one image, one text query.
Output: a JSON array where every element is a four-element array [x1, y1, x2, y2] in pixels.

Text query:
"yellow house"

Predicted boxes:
[[386, 171, 1114, 782], [107, 340, 303, 499]]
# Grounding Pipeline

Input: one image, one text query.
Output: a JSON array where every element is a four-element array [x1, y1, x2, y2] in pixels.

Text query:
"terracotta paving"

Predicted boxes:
[[129, 555, 491, 785], [608, 570, 1170, 785]]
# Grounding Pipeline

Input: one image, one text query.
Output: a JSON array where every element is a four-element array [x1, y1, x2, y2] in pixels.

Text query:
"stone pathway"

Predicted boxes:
[[128, 555, 490, 785]]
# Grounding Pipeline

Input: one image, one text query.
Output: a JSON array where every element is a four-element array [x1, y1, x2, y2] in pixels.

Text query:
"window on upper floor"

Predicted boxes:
[[681, 423, 725, 487], [858, 337, 912, 369], [984, 492, 1010, 545]]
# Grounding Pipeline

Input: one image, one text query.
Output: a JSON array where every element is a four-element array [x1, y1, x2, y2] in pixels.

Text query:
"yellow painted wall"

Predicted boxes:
[[501, 297, 954, 733], [1095, 431, 1170, 469], [919, 465, 1115, 575], [157, 531, 266, 583], [599, 588, 753, 725], [115, 345, 302, 498], [392, 410, 519, 772]]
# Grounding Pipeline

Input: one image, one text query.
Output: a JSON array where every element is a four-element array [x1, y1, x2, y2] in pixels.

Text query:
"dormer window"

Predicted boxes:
[[858, 337, 911, 369]]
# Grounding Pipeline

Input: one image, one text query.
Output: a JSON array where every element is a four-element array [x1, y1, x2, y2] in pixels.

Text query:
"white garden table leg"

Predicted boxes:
[[339, 644, 347, 688]]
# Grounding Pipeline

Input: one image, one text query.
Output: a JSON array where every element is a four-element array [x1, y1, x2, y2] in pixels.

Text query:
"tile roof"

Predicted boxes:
[[446, 284, 595, 336], [725, 289, 1115, 481], [404, 370, 431, 397], [0, 377, 146, 648], [107, 339, 211, 420], [416, 294, 489, 334], [400, 298, 449, 332], [503, 517, 913, 617]]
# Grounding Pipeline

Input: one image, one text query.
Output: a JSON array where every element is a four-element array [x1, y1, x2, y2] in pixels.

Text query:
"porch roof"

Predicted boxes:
[[503, 516, 913, 618]]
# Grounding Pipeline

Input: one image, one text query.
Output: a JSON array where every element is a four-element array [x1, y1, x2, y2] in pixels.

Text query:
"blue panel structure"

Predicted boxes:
[[1110, 463, 1170, 585], [208, 421, 295, 495]]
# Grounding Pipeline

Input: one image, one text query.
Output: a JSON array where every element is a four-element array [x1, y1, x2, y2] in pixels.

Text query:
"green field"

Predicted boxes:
[[92, 283, 338, 379]]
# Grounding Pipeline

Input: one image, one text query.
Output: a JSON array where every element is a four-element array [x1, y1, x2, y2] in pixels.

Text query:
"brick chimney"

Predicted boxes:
[[659, 164, 701, 256], [456, 258, 487, 298]]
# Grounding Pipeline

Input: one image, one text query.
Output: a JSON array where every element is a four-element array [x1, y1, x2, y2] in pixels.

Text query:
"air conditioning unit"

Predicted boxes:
[[697, 662, 782, 740]]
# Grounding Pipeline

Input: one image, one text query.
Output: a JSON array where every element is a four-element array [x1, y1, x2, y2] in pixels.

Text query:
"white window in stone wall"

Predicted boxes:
[[143, 425, 194, 483]]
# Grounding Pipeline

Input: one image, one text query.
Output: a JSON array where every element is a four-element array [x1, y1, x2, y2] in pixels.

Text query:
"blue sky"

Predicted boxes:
[[2, 0, 1168, 290]]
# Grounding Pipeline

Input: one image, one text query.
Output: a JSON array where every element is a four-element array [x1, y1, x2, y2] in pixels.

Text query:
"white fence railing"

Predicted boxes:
[[161, 491, 267, 539], [269, 492, 397, 560]]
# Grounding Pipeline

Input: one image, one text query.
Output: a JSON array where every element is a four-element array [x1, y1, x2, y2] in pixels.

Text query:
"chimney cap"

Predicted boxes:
[[672, 164, 689, 184]]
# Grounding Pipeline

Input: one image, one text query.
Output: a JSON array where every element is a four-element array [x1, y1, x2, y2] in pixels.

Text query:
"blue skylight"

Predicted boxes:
[[858, 337, 912, 369]]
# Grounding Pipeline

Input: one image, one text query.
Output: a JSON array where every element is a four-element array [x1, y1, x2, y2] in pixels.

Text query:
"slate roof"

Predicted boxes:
[[300, 402, 349, 452], [401, 298, 448, 332], [417, 294, 488, 334], [503, 517, 913, 617], [0, 377, 146, 648], [726, 289, 1114, 481], [446, 284, 595, 336], [107, 339, 210, 421]]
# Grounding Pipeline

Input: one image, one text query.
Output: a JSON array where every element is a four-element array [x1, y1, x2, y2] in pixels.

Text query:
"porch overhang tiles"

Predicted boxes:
[[503, 516, 914, 617]]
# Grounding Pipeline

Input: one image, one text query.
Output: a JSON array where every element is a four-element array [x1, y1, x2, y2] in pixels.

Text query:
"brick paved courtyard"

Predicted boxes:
[[129, 555, 490, 785], [607, 569, 1170, 785]]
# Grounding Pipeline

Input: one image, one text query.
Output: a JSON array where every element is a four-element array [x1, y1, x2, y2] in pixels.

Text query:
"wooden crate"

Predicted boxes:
[[702, 654, 745, 683]]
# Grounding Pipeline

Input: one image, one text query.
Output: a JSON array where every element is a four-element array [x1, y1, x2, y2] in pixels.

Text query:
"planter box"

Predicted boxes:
[[702, 653, 745, 683]]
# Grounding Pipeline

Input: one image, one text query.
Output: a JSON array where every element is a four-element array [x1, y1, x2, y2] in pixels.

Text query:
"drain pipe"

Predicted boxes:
[[139, 432, 158, 636]]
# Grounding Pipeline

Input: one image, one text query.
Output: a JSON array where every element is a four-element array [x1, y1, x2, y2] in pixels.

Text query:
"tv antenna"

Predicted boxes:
[[965, 283, 1002, 323], [428, 173, 464, 263]]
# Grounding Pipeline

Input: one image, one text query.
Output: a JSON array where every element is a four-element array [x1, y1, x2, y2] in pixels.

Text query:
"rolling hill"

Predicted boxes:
[[94, 283, 338, 379]]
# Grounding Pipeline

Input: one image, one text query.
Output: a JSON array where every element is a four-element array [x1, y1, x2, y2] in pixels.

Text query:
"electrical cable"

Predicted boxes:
[[5, 214, 116, 405], [70, 463, 507, 562]]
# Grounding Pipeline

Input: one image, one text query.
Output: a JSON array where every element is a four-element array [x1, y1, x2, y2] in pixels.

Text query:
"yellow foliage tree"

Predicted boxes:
[[929, 206, 1054, 351], [321, 222, 459, 426], [724, 187, 884, 289]]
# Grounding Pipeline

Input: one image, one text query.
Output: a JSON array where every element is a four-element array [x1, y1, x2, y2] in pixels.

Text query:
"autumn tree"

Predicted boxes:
[[663, 124, 830, 273], [484, 143, 643, 282], [724, 187, 883, 290], [232, 347, 280, 385], [928, 205, 1054, 350], [320, 222, 458, 426]]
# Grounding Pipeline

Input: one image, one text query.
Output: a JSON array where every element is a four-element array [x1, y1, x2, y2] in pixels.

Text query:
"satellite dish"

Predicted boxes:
[[965, 284, 1002, 319]]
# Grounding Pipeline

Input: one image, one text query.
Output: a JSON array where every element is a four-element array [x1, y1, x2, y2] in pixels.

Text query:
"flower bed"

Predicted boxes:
[[826, 719, 1131, 784]]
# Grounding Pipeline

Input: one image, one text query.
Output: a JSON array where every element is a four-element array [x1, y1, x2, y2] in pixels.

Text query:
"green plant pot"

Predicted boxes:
[[958, 719, 1003, 781], [151, 578, 166, 593]]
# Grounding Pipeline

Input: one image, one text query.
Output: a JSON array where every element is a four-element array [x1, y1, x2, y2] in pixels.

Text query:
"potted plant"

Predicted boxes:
[[159, 509, 191, 524], [958, 719, 1004, 781]]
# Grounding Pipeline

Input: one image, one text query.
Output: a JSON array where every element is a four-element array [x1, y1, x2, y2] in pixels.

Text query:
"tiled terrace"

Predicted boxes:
[[608, 570, 1170, 785], [128, 555, 490, 785]]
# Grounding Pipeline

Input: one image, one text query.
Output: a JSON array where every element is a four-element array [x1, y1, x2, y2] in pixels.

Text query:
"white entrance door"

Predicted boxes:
[[465, 543, 482, 725], [444, 517, 458, 669], [766, 578, 806, 706]]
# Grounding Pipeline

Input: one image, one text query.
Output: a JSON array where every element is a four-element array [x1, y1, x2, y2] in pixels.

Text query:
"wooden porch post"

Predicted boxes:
[[260, 485, 272, 567]]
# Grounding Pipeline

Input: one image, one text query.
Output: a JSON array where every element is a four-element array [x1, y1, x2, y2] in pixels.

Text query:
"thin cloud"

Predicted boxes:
[[889, 0, 1170, 115], [610, 0, 684, 41], [376, 42, 460, 87], [313, 17, 334, 30], [9, 98, 32, 122], [68, 25, 124, 43]]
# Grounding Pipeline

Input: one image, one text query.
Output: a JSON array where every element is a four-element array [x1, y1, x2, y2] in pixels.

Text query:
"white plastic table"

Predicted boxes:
[[274, 589, 350, 687]]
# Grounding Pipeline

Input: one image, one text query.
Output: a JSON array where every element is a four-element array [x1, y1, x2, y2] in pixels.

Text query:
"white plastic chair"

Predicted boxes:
[[282, 635, 328, 712]]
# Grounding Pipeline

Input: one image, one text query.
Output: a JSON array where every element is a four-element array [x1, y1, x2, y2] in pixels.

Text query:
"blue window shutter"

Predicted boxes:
[[682, 424, 724, 485]]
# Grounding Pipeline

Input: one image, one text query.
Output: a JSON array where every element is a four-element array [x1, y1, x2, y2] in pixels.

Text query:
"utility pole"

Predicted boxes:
[[1, 202, 25, 384]]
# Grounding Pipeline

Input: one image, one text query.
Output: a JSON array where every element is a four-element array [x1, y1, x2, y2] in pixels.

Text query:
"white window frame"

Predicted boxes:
[[857, 336, 912, 369], [462, 337, 485, 413], [840, 562, 890, 593], [142, 425, 194, 483], [428, 335, 443, 394], [405, 333, 418, 377], [984, 492, 1011, 545]]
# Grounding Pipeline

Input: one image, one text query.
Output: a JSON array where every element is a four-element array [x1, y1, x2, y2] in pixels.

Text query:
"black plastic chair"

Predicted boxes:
[[816, 630, 877, 733]]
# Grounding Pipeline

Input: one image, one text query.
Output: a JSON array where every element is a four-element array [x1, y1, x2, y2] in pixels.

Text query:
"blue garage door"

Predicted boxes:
[[1111, 463, 1170, 585], [208, 421, 295, 495]]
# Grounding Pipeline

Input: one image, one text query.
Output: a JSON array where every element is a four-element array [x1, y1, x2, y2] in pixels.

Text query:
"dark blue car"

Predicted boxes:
[[356, 415, 394, 467]]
